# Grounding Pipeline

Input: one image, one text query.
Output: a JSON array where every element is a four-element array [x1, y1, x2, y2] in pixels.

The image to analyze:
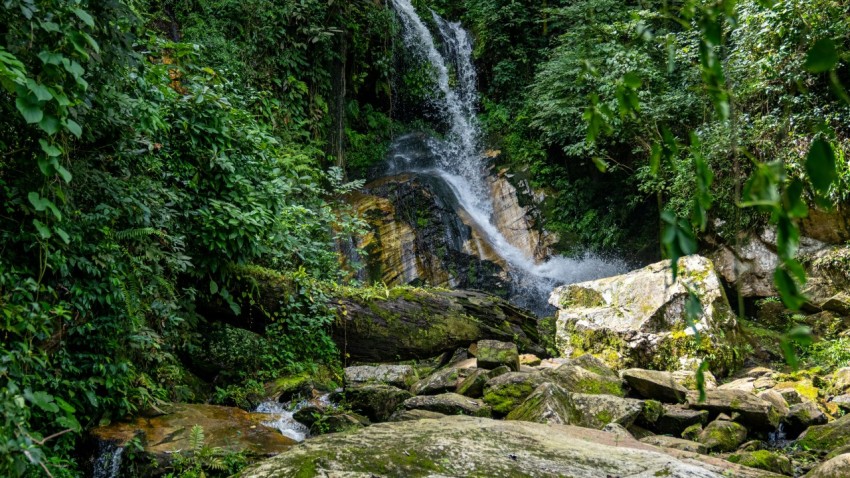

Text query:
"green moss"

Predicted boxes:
[[727, 450, 793, 475], [483, 380, 537, 415]]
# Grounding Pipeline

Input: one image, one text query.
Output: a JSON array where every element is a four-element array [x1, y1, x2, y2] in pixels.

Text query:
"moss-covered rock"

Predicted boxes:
[[784, 401, 828, 437], [343, 385, 413, 422], [622, 369, 688, 403], [344, 365, 415, 389], [651, 405, 709, 436], [541, 364, 625, 396], [796, 414, 850, 453], [728, 450, 794, 476], [687, 389, 782, 430], [410, 367, 466, 395], [401, 393, 491, 417], [475, 339, 520, 371], [563, 393, 644, 430], [482, 372, 544, 415], [640, 436, 707, 454], [456, 368, 490, 398], [505, 383, 573, 424], [698, 420, 748, 452], [804, 453, 850, 478], [549, 256, 745, 374], [682, 423, 703, 441]]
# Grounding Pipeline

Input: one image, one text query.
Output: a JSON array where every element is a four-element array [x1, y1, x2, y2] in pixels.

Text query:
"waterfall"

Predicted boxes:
[[92, 441, 124, 478], [388, 1, 627, 313]]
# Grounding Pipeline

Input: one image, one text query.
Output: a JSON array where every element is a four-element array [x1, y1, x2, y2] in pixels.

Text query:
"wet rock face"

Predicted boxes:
[[549, 255, 744, 374], [346, 174, 510, 295]]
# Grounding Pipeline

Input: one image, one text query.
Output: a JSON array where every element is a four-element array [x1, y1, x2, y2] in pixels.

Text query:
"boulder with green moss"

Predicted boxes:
[[401, 393, 491, 417], [622, 369, 688, 403], [239, 416, 787, 478], [342, 385, 412, 422], [541, 364, 625, 396], [563, 393, 644, 430], [652, 405, 709, 436], [687, 389, 782, 430], [344, 365, 415, 389], [728, 450, 794, 476], [456, 368, 490, 398], [698, 420, 748, 452], [796, 414, 850, 453], [549, 255, 744, 374], [482, 371, 545, 415], [505, 382, 573, 424], [784, 401, 828, 437], [475, 339, 520, 371], [410, 367, 467, 395], [804, 453, 850, 478]]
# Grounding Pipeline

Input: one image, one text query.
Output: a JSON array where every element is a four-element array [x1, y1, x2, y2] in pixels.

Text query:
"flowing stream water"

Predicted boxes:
[[388, 0, 627, 313]]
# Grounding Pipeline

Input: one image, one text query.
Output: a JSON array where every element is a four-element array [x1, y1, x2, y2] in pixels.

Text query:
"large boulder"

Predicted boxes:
[[342, 385, 412, 423], [505, 383, 573, 425], [622, 369, 689, 403], [482, 372, 545, 415], [542, 363, 625, 396], [563, 393, 644, 429], [804, 454, 850, 478], [475, 339, 520, 371], [409, 367, 467, 395], [804, 246, 850, 315], [728, 450, 794, 476], [549, 255, 744, 374], [344, 365, 415, 389], [796, 413, 850, 453], [698, 420, 748, 452], [784, 401, 828, 437], [687, 389, 782, 430], [89, 404, 294, 473], [652, 404, 710, 436], [401, 393, 491, 417], [640, 436, 707, 454], [239, 416, 784, 477]]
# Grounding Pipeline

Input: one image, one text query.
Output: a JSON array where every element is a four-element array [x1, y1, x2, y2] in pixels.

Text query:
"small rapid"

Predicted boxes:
[[254, 393, 333, 443], [388, 1, 627, 313]]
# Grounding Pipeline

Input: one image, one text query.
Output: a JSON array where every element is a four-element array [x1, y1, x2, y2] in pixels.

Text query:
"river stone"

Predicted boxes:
[[456, 368, 490, 398], [344, 365, 415, 388], [687, 389, 781, 430], [520, 353, 542, 366], [805, 453, 850, 478], [549, 255, 743, 374], [803, 246, 850, 314], [343, 385, 412, 422], [653, 404, 710, 436], [784, 401, 828, 437], [541, 364, 625, 396], [640, 435, 707, 454], [476, 339, 520, 371], [698, 420, 748, 452], [564, 393, 644, 429], [796, 413, 850, 453], [482, 371, 545, 415], [410, 366, 467, 395], [830, 394, 850, 412], [505, 382, 573, 425], [401, 392, 491, 417], [622, 368, 689, 403], [757, 390, 791, 418], [239, 416, 785, 478], [830, 367, 850, 394], [728, 450, 794, 476], [90, 403, 294, 468], [310, 412, 369, 435], [387, 409, 446, 422]]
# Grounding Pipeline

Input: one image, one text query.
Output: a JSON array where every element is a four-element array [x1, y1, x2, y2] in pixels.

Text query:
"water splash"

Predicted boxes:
[[389, 2, 628, 313], [254, 393, 333, 443], [92, 441, 124, 478]]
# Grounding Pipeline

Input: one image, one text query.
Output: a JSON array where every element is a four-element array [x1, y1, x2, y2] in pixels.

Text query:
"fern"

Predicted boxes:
[[189, 424, 205, 454]]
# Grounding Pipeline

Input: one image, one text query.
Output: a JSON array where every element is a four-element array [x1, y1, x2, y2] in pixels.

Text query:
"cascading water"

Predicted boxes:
[[388, 0, 627, 313], [92, 441, 124, 478]]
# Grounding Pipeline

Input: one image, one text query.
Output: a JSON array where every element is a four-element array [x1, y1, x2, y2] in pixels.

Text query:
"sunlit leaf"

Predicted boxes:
[[804, 38, 838, 73], [806, 139, 837, 192]]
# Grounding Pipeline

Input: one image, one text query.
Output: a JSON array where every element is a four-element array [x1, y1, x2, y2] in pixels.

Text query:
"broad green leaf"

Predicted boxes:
[[56, 164, 72, 183], [623, 72, 641, 89], [591, 157, 609, 172], [804, 38, 838, 73], [24, 390, 59, 413], [27, 79, 53, 101], [55, 227, 71, 244], [39, 139, 62, 157], [774, 268, 806, 310], [33, 220, 52, 239], [39, 114, 60, 135], [66, 119, 82, 138], [38, 51, 63, 65], [209, 280, 219, 294], [806, 139, 837, 192], [73, 8, 95, 27], [15, 95, 43, 124], [784, 179, 808, 218]]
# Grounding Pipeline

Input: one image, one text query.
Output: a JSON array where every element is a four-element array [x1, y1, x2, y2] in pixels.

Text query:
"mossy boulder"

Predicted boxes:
[[652, 405, 709, 436], [541, 364, 625, 397], [401, 393, 491, 417], [549, 255, 745, 374], [784, 401, 828, 437], [563, 393, 644, 430], [387, 409, 446, 422], [728, 450, 794, 476], [475, 339, 520, 371], [410, 367, 467, 395], [344, 365, 415, 389], [687, 389, 782, 430], [482, 372, 545, 415], [263, 373, 314, 403], [804, 453, 850, 478], [456, 368, 490, 398], [343, 385, 413, 422], [640, 436, 707, 454], [796, 414, 850, 453], [622, 369, 688, 403], [239, 416, 786, 477], [698, 420, 748, 452], [505, 383, 573, 425]]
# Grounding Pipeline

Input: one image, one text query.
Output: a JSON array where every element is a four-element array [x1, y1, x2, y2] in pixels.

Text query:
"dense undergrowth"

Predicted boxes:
[[1, 0, 848, 476]]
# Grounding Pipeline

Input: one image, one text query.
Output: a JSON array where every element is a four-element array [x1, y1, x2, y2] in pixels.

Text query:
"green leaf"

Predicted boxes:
[[33, 220, 52, 239], [39, 114, 60, 135], [65, 119, 82, 138], [774, 268, 806, 310], [24, 390, 59, 413], [623, 72, 642, 89], [806, 139, 837, 192], [591, 157, 609, 172], [56, 164, 72, 183], [804, 38, 838, 73], [55, 227, 71, 244], [209, 280, 219, 294], [27, 79, 53, 101], [39, 139, 62, 157], [784, 179, 808, 219], [15, 95, 43, 124], [73, 8, 96, 27], [38, 51, 63, 65]]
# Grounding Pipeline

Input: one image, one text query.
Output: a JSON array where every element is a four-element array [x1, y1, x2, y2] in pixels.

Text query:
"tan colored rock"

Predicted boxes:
[[804, 453, 850, 478], [640, 435, 707, 454]]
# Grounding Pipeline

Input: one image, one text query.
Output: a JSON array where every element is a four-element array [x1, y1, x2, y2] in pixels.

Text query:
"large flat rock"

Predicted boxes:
[[240, 416, 783, 477]]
